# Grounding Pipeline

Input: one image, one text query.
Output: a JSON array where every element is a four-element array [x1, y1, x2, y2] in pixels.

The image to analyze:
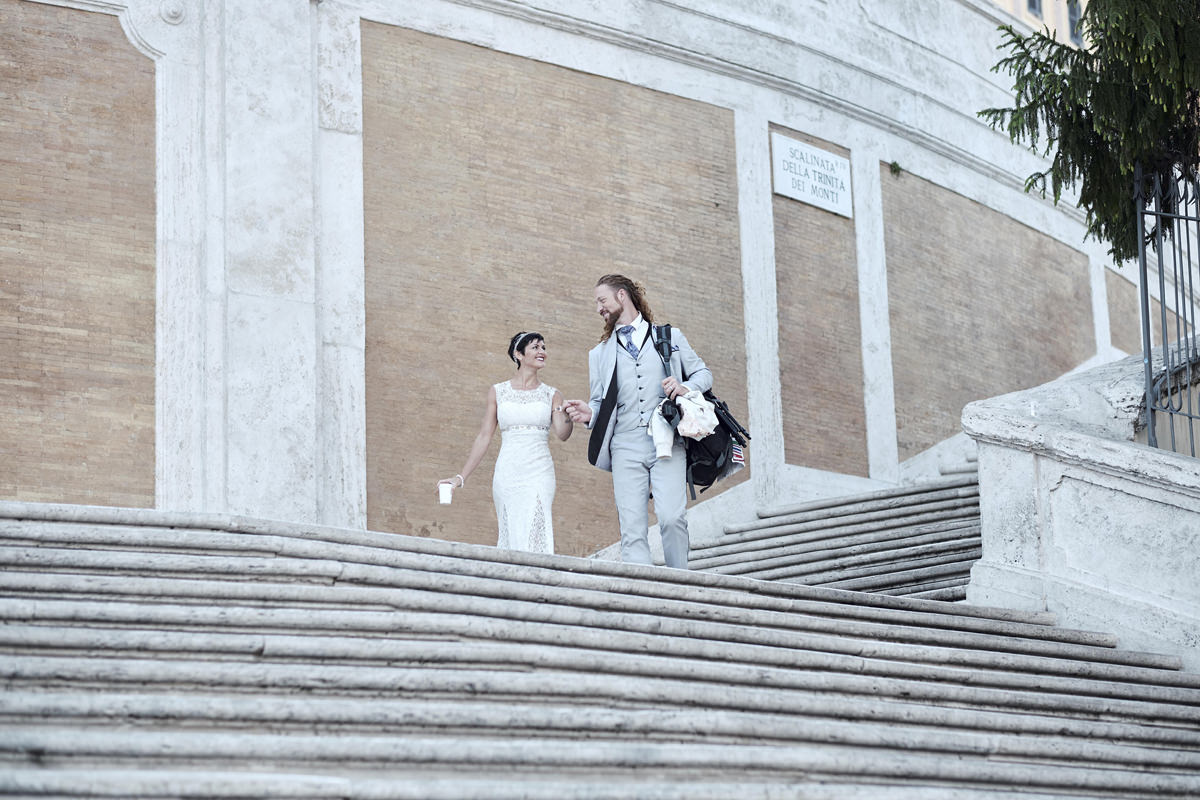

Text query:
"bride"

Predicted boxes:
[[438, 331, 573, 553]]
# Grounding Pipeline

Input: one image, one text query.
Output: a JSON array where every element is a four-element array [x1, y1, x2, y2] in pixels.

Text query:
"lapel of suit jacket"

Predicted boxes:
[[599, 336, 619, 393], [587, 336, 622, 470]]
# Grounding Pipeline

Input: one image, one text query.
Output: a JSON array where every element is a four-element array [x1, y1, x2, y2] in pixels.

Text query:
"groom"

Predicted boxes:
[[562, 274, 712, 569]]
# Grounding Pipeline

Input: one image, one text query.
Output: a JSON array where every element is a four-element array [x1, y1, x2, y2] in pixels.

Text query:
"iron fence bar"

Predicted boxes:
[[1180, 181, 1200, 455], [1186, 179, 1199, 369], [1164, 174, 1185, 453], [1185, 176, 1200, 456], [1137, 163, 1158, 448], [1152, 194, 1180, 453], [1153, 172, 1178, 452]]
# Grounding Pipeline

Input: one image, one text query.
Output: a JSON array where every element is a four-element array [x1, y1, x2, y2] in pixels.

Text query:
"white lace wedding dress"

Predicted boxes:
[[492, 380, 556, 554]]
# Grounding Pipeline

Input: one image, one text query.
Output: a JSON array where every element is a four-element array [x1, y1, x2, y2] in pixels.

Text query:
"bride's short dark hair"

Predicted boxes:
[[508, 331, 544, 368]]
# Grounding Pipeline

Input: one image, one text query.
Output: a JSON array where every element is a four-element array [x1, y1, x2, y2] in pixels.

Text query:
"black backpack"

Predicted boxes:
[[654, 325, 750, 499]]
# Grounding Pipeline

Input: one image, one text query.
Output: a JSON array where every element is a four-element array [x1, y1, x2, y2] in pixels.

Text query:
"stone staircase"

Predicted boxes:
[[690, 472, 981, 601], [1, 502, 1199, 798]]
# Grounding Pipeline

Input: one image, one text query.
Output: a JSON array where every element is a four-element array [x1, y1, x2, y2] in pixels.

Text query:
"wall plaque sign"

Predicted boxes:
[[771, 132, 853, 218]]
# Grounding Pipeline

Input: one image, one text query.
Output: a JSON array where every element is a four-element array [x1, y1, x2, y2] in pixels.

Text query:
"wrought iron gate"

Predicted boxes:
[[1136, 164, 1200, 456]]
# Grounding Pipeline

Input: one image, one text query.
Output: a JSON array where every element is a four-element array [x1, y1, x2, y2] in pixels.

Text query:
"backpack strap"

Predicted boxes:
[[654, 324, 693, 382], [653, 324, 672, 377], [654, 323, 701, 498]]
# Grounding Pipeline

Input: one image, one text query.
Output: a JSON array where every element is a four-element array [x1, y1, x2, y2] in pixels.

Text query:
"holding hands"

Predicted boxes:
[[562, 399, 592, 425]]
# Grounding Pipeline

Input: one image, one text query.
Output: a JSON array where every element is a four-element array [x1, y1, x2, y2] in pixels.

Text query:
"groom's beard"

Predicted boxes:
[[599, 300, 627, 343], [600, 312, 618, 343]]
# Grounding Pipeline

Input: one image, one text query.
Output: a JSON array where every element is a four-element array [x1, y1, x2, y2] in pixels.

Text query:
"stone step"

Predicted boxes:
[[4, 587, 1200, 711], [692, 517, 980, 568], [805, 561, 979, 598], [0, 516, 1081, 641], [695, 522, 981, 574], [698, 476, 983, 597], [3, 727, 1199, 798], [0, 552, 1183, 674], [697, 513, 982, 582], [745, 473, 980, 525], [4, 625, 1199, 729], [868, 575, 972, 597], [0, 770, 1114, 800], [764, 548, 983, 585], [3, 691, 1199, 773], [694, 521, 982, 599], [896, 582, 969, 602], [8, 649, 1199, 737], [720, 492, 980, 541], [2, 506, 1197, 798], [0, 509, 1032, 629]]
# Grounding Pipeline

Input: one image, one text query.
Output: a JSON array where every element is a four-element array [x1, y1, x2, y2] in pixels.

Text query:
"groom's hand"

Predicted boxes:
[[562, 399, 592, 425]]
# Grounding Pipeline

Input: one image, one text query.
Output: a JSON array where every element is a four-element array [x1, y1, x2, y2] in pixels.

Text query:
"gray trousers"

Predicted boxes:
[[610, 430, 690, 569]]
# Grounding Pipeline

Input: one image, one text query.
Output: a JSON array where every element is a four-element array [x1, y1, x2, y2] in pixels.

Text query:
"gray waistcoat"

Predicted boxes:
[[613, 336, 666, 436]]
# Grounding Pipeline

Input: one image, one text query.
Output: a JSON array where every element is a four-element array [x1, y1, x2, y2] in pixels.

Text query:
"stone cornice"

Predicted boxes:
[[962, 352, 1200, 500], [346, 0, 1084, 223], [25, 0, 200, 61]]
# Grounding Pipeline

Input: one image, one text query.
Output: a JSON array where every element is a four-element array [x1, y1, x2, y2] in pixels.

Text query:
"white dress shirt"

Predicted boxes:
[[617, 314, 650, 356]]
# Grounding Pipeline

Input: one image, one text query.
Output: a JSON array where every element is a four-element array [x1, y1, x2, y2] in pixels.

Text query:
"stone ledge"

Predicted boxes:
[[962, 351, 1200, 501], [962, 348, 1200, 673]]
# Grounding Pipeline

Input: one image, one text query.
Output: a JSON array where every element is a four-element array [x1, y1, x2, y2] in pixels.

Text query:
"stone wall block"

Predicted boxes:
[[223, 2, 316, 300], [975, 442, 1042, 569], [317, 3, 363, 135], [225, 295, 318, 520]]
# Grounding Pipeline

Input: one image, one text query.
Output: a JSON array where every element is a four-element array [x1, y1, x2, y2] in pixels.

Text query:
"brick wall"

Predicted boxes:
[[882, 165, 1093, 461], [771, 126, 868, 476], [1107, 269, 1181, 354], [0, 0, 156, 507], [362, 23, 744, 557]]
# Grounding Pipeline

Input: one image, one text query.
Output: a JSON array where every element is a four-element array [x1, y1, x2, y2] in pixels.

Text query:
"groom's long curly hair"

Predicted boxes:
[[597, 274, 654, 343]]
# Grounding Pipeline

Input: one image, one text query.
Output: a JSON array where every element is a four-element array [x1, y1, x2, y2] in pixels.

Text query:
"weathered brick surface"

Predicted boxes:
[[771, 126, 868, 477], [362, 23, 744, 557], [1107, 269, 1180, 354], [1106, 271, 1141, 355], [0, 0, 156, 507], [882, 165, 1093, 461]]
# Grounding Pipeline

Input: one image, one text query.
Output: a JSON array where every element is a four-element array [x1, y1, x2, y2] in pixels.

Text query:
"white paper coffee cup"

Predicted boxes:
[[438, 483, 453, 505]]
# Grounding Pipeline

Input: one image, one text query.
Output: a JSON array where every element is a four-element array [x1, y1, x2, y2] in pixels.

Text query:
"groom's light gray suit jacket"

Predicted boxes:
[[586, 325, 712, 472]]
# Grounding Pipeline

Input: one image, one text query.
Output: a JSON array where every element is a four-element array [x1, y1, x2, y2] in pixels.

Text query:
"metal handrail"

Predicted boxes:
[[1137, 165, 1200, 456]]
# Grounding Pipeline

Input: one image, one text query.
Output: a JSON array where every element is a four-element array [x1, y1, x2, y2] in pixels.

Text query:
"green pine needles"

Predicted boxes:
[[980, 0, 1200, 262]]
